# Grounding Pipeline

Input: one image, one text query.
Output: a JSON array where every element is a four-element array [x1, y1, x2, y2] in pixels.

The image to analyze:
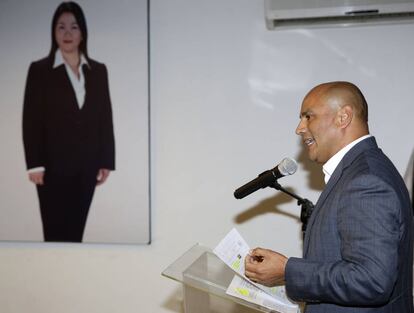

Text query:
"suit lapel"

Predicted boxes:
[[52, 63, 81, 111], [303, 162, 344, 256], [82, 64, 90, 109]]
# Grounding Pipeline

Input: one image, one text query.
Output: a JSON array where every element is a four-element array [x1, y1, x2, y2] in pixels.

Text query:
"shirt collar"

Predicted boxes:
[[322, 134, 371, 184], [53, 49, 89, 69]]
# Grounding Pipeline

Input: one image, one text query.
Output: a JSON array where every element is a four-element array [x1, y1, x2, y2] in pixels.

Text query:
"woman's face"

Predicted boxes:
[[55, 12, 82, 54]]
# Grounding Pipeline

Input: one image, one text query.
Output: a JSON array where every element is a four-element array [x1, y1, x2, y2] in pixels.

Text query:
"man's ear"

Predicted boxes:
[[336, 105, 353, 128]]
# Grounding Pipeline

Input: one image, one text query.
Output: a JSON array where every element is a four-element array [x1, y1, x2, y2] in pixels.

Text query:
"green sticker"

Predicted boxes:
[[236, 288, 249, 296], [231, 259, 241, 270]]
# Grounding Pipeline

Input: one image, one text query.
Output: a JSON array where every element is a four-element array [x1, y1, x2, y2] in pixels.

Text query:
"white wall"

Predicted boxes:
[[1, 0, 414, 312]]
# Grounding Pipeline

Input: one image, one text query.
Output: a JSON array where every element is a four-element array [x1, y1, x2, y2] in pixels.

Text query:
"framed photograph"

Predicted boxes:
[[0, 0, 150, 244]]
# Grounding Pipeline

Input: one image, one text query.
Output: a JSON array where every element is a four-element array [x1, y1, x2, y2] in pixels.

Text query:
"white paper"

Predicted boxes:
[[227, 275, 299, 313], [213, 228, 299, 312], [213, 228, 250, 275]]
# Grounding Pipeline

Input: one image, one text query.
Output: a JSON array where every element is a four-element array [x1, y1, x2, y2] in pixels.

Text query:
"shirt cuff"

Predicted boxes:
[[28, 167, 45, 173]]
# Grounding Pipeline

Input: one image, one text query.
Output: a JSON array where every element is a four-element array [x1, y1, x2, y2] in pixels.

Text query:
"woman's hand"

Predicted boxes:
[[28, 171, 44, 185], [96, 168, 111, 186]]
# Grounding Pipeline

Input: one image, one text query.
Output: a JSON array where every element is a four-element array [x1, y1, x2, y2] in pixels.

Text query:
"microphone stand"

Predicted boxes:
[[271, 182, 315, 239]]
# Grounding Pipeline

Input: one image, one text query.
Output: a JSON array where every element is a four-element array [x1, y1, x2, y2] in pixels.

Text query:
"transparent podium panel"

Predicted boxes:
[[162, 244, 282, 313]]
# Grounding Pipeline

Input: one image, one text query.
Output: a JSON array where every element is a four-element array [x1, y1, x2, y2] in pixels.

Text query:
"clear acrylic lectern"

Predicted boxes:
[[162, 244, 282, 313]]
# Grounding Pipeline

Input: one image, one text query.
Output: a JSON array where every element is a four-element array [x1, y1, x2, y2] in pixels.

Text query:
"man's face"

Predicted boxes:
[[295, 91, 341, 164]]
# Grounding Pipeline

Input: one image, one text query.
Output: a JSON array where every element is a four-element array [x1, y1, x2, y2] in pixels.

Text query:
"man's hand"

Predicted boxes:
[[245, 247, 288, 286], [96, 169, 111, 186], [28, 171, 44, 185]]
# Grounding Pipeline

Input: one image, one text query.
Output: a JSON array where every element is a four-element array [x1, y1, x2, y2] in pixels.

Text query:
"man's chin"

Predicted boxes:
[[306, 149, 317, 162], [308, 154, 324, 164]]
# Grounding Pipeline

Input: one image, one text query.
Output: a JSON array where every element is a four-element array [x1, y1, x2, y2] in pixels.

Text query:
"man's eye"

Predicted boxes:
[[305, 115, 311, 120]]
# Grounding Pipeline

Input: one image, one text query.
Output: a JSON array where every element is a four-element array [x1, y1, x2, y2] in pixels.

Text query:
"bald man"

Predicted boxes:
[[245, 82, 413, 312]]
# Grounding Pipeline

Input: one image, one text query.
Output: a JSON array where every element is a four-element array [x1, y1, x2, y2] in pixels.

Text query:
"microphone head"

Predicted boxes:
[[278, 157, 298, 176]]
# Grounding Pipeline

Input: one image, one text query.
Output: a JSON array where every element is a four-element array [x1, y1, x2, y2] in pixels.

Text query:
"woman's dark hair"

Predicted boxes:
[[48, 1, 89, 60]]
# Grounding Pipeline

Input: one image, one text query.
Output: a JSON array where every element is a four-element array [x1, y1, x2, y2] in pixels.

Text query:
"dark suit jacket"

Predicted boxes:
[[23, 56, 115, 176], [285, 137, 413, 312]]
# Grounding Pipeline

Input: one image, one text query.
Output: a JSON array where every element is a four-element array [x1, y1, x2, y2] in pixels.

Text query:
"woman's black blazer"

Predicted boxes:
[[23, 56, 115, 176]]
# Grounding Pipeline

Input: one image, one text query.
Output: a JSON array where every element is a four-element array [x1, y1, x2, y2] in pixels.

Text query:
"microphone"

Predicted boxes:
[[234, 157, 298, 199]]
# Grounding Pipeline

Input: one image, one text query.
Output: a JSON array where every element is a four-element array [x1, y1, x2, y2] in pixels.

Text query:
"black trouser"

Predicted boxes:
[[36, 170, 97, 242]]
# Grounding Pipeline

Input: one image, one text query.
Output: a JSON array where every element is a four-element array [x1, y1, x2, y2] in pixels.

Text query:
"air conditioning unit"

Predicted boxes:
[[265, 0, 414, 29]]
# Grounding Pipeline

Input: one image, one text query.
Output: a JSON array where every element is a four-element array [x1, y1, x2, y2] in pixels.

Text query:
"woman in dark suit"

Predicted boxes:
[[22, 1, 115, 242]]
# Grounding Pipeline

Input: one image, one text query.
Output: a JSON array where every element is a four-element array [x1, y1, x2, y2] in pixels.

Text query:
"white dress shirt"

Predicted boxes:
[[323, 135, 372, 184], [53, 49, 89, 109]]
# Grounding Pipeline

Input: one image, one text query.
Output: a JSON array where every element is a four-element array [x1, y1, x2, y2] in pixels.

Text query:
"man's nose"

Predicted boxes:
[[295, 119, 306, 135]]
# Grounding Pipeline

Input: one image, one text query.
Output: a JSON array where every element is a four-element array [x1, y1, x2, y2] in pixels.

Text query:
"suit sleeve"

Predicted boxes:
[[22, 63, 45, 170], [98, 64, 115, 170], [285, 174, 401, 306]]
